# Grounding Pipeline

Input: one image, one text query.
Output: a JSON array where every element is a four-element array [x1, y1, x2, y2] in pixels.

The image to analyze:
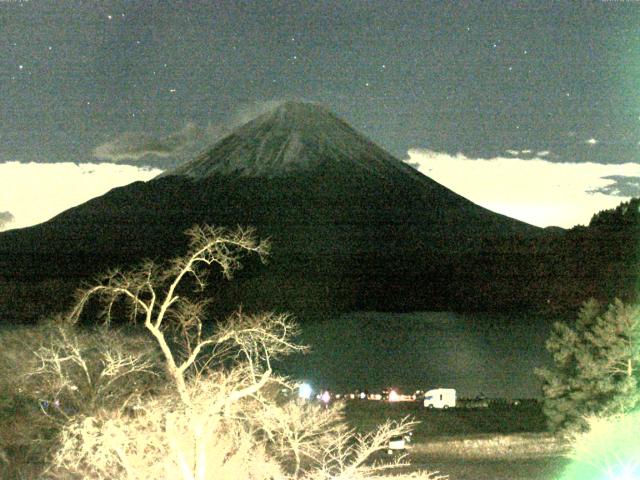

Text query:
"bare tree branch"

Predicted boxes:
[[66, 225, 270, 406]]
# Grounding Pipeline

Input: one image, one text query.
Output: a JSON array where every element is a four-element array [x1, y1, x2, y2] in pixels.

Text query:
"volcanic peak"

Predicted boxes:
[[163, 101, 408, 179]]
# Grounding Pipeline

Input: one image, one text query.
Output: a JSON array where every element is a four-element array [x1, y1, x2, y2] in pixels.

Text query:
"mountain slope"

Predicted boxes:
[[1, 102, 555, 319]]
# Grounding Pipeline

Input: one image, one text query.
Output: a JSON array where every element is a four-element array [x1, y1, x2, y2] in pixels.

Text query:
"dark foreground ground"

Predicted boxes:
[[344, 399, 571, 480], [344, 399, 548, 435], [408, 455, 569, 480]]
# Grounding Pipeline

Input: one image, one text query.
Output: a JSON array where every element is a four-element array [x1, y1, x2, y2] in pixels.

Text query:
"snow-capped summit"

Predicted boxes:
[[164, 101, 413, 179]]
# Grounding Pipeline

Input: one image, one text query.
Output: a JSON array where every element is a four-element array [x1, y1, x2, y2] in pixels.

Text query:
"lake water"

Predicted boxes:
[[277, 311, 560, 399]]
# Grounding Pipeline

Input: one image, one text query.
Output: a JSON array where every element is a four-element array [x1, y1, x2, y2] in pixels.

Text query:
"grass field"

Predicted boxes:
[[344, 399, 570, 479], [344, 398, 548, 437]]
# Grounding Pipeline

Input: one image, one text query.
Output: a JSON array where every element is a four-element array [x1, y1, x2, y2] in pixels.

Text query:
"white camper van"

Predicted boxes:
[[423, 388, 456, 409]]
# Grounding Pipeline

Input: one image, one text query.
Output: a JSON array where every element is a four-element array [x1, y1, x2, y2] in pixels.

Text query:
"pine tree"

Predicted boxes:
[[536, 299, 640, 432]]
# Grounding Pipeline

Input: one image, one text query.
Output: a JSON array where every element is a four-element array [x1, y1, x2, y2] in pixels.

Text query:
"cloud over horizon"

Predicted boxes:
[[589, 175, 640, 197], [0, 211, 15, 231], [92, 99, 292, 166], [93, 122, 213, 162], [405, 149, 640, 228], [0, 162, 162, 230]]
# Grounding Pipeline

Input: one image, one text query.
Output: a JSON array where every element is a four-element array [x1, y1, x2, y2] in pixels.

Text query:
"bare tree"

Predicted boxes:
[[0, 320, 163, 479], [256, 397, 348, 476], [29, 321, 162, 418], [43, 224, 445, 480], [312, 416, 419, 480], [68, 224, 272, 405]]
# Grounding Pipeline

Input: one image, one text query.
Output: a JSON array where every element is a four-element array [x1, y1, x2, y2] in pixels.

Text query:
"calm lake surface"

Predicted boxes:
[[278, 311, 560, 398]]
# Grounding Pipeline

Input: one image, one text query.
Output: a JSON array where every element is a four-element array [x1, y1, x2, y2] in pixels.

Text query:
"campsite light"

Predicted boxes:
[[388, 389, 400, 402], [320, 390, 331, 404], [298, 382, 313, 400]]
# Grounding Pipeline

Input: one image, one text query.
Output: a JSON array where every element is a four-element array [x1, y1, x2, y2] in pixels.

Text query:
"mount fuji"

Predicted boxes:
[[3, 102, 617, 320]]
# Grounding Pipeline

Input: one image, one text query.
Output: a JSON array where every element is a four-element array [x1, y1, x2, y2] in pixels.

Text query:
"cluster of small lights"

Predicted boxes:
[[296, 383, 438, 404]]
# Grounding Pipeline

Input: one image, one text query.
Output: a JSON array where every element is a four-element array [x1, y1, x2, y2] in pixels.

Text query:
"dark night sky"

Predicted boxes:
[[3, 0, 639, 162], [1, 0, 639, 229]]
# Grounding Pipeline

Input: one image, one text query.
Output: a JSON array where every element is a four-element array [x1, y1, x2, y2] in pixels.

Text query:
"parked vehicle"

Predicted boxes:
[[423, 388, 456, 409], [387, 432, 412, 455]]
